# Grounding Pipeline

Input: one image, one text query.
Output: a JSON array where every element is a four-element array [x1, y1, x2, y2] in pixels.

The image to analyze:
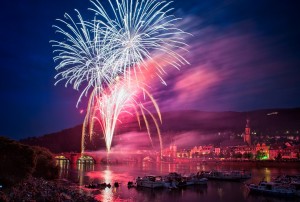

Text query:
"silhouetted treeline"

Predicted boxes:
[[0, 137, 59, 188], [20, 125, 107, 153]]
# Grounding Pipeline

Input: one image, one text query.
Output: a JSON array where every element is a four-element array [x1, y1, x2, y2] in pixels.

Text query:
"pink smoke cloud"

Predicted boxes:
[[153, 17, 292, 111]]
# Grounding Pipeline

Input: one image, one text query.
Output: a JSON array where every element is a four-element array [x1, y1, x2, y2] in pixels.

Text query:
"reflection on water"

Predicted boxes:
[[264, 167, 271, 182], [101, 167, 113, 202], [56, 160, 300, 202], [56, 160, 69, 178], [78, 163, 95, 188], [217, 186, 223, 199]]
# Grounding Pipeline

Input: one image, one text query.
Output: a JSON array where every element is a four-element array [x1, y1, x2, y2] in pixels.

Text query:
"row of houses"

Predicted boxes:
[[163, 119, 300, 161], [163, 142, 300, 160]]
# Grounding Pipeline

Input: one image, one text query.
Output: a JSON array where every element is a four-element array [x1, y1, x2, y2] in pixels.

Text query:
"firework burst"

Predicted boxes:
[[51, 0, 189, 155], [51, 10, 115, 105], [90, 0, 189, 83], [82, 78, 162, 153]]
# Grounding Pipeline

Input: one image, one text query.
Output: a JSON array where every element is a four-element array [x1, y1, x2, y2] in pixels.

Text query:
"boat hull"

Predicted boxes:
[[247, 184, 296, 197], [136, 176, 165, 188], [136, 180, 165, 188]]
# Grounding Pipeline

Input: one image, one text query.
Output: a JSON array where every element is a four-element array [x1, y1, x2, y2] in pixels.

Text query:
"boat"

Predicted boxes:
[[163, 172, 189, 188], [136, 176, 165, 188], [274, 175, 300, 185], [246, 181, 296, 197], [163, 180, 178, 189], [188, 173, 208, 185], [291, 180, 300, 189], [84, 184, 98, 189], [201, 170, 251, 181], [162, 172, 181, 188], [164, 172, 182, 181], [114, 182, 120, 187], [84, 182, 111, 189], [163, 172, 207, 188], [127, 181, 135, 188]]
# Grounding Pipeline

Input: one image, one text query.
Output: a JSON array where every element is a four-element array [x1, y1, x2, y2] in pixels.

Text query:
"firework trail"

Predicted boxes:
[[82, 78, 162, 154], [51, 0, 189, 155]]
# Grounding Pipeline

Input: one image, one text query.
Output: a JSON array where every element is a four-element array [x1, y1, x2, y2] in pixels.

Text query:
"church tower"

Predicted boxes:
[[244, 118, 251, 146]]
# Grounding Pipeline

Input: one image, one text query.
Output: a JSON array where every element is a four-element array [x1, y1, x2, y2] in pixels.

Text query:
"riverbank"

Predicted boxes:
[[0, 177, 97, 202], [171, 159, 300, 168], [219, 160, 300, 168]]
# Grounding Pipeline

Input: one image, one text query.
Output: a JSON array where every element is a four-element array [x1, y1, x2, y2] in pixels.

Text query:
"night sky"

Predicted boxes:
[[1, 0, 300, 140]]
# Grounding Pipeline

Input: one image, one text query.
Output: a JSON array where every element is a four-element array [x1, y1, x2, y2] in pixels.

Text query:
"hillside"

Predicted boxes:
[[20, 108, 300, 153]]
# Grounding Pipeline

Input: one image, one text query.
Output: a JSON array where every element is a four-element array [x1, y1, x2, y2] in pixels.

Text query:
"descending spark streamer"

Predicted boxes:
[[51, 0, 189, 155], [82, 79, 162, 154]]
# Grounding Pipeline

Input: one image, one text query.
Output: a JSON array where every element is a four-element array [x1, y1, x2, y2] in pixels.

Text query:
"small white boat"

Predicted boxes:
[[246, 181, 296, 197], [136, 176, 165, 188]]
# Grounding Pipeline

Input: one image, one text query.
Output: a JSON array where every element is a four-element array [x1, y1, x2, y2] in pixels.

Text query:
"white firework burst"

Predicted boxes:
[[51, 0, 189, 155], [90, 0, 189, 83], [51, 10, 115, 105]]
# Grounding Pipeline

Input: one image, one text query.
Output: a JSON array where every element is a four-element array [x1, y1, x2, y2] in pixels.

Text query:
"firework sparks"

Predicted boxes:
[[51, 0, 189, 155], [82, 79, 162, 153], [50, 10, 115, 105], [90, 0, 189, 83]]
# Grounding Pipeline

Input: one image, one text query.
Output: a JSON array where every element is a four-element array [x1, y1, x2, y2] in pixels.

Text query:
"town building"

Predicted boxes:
[[244, 119, 251, 146]]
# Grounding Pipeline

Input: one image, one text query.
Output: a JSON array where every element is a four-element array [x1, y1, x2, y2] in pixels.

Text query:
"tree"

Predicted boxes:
[[234, 152, 242, 159], [276, 152, 282, 160], [32, 146, 59, 180], [243, 152, 253, 159], [219, 153, 224, 158], [0, 137, 35, 187], [0, 137, 59, 187], [256, 150, 267, 160]]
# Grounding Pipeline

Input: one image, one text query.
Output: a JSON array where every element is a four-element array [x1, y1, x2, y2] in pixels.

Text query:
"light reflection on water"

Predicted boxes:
[[57, 160, 69, 178], [56, 160, 300, 202], [102, 167, 113, 202]]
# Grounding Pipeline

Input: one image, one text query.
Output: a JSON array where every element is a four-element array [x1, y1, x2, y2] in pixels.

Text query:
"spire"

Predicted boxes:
[[246, 118, 250, 128], [244, 118, 251, 146]]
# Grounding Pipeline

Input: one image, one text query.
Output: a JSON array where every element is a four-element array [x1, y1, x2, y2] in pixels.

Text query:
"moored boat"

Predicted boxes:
[[246, 181, 296, 197], [201, 170, 251, 181], [189, 173, 208, 185], [163, 172, 208, 188], [136, 176, 165, 188]]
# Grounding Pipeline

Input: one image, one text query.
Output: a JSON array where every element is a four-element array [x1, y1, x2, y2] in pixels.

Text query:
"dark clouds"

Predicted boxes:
[[0, 0, 300, 139]]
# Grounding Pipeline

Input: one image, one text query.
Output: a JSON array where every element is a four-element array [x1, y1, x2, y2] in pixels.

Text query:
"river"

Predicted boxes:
[[57, 160, 300, 202]]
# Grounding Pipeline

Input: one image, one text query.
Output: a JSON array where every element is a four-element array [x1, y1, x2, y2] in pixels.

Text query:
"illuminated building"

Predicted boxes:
[[244, 119, 251, 146]]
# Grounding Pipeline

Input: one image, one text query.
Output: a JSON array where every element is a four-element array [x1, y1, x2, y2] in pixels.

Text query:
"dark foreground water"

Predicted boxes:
[[57, 160, 300, 202]]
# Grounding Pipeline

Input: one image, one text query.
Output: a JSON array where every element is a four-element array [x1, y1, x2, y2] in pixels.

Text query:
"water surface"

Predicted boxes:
[[57, 160, 300, 202]]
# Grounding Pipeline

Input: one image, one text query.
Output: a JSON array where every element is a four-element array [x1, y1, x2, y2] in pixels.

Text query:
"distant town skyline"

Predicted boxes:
[[1, 0, 300, 139]]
